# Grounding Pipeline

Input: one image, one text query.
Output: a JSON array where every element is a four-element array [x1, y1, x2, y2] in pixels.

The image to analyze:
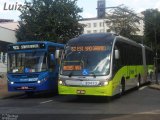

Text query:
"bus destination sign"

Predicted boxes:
[[9, 44, 45, 51], [71, 46, 107, 52]]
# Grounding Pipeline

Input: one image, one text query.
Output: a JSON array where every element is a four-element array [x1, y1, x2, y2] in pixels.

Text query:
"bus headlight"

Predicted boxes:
[[59, 80, 63, 85], [37, 80, 41, 84], [101, 81, 109, 86], [103, 81, 109, 85], [11, 82, 14, 85]]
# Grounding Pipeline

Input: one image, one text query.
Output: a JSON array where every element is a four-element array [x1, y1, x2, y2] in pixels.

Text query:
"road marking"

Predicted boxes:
[[139, 86, 147, 91], [40, 100, 53, 104]]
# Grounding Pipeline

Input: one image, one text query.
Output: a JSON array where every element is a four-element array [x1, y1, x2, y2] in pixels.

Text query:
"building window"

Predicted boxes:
[[100, 29, 104, 33], [99, 22, 103, 27], [93, 30, 97, 33], [106, 29, 111, 32], [87, 30, 91, 34], [86, 23, 91, 28], [0, 52, 7, 63], [0, 52, 2, 63], [93, 23, 97, 27]]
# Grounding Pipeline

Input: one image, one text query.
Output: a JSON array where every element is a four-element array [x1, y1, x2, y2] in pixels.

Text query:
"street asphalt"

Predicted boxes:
[[0, 85, 160, 120], [0, 73, 160, 120]]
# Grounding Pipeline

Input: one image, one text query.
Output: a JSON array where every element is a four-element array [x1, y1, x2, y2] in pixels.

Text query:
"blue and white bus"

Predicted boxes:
[[7, 41, 64, 95]]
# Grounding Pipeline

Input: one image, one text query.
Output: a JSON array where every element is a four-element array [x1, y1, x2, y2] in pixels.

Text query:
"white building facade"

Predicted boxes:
[[79, 16, 144, 36], [0, 21, 18, 72], [79, 18, 110, 34]]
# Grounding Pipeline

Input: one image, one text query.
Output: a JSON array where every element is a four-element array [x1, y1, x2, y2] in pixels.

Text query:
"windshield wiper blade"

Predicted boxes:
[[68, 71, 73, 77], [90, 72, 96, 78]]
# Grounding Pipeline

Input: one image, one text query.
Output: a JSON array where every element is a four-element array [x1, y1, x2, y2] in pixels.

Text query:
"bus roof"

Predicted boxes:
[[66, 33, 152, 51], [9, 41, 64, 48], [67, 33, 117, 44], [67, 33, 139, 46], [139, 43, 153, 51]]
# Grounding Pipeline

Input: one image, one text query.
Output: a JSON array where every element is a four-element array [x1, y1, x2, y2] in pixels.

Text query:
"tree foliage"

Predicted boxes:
[[105, 5, 140, 39], [16, 0, 84, 43], [143, 9, 160, 50]]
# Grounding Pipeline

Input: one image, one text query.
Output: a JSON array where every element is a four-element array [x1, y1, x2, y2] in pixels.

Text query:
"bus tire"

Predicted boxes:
[[119, 78, 125, 96], [137, 75, 141, 88]]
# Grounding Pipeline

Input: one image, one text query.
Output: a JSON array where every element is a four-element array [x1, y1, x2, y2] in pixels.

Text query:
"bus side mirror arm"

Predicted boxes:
[[115, 49, 120, 59], [55, 50, 60, 59]]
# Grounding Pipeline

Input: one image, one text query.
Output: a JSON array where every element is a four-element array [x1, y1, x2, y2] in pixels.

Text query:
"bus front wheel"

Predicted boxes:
[[137, 75, 141, 88]]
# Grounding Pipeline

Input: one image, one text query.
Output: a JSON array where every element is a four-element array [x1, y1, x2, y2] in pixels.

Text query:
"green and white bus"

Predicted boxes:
[[58, 33, 154, 96]]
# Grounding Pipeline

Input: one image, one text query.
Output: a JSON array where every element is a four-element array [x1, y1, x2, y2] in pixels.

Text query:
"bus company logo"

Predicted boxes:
[[20, 78, 38, 82]]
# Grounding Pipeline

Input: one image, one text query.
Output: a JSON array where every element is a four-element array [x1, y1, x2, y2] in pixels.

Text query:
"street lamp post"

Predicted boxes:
[[154, 13, 159, 84]]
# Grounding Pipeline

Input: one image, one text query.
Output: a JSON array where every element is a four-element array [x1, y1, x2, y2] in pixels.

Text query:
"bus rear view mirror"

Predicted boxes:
[[115, 49, 120, 59], [55, 50, 60, 59]]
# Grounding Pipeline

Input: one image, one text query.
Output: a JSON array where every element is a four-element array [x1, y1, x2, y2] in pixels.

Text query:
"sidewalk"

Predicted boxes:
[[148, 73, 160, 90], [149, 83, 160, 90], [0, 73, 21, 98], [0, 83, 21, 98]]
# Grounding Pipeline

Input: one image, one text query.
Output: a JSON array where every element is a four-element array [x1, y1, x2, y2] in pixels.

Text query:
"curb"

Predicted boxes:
[[148, 84, 160, 90]]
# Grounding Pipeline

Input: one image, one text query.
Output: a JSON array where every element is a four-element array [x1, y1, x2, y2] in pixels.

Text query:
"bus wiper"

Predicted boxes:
[[81, 56, 89, 67], [68, 71, 73, 77], [90, 72, 96, 78]]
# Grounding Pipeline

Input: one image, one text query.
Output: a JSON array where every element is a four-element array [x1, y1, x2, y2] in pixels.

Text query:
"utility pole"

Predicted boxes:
[[154, 12, 159, 84]]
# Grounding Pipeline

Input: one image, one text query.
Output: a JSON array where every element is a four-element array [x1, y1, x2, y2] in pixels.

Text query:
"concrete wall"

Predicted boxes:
[[0, 25, 19, 98], [0, 27, 17, 43]]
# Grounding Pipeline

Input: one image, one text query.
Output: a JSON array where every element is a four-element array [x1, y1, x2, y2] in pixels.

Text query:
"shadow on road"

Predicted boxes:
[[4, 82, 150, 101], [54, 83, 151, 103], [3, 91, 57, 99]]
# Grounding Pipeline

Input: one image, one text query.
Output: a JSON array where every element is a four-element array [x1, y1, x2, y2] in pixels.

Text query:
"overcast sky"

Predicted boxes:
[[0, 0, 160, 21]]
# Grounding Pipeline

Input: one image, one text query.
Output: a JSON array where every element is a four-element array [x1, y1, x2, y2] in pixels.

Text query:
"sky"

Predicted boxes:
[[0, 0, 160, 21]]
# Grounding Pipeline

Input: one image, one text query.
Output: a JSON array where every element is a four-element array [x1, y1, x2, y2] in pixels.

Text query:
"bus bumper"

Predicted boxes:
[[58, 83, 113, 96], [8, 80, 56, 92]]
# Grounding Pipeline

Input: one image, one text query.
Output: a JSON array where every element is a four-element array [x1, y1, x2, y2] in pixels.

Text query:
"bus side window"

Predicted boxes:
[[48, 46, 56, 71], [55, 48, 63, 64], [48, 53, 56, 71]]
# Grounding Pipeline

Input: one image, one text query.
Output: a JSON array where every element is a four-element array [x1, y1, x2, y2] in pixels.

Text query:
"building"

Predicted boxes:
[[79, 0, 144, 36], [79, 18, 110, 34], [0, 19, 18, 72]]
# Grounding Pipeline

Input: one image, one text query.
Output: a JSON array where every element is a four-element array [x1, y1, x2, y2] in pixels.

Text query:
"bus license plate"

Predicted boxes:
[[82, 81, 99, 86], [21, 86, 29, 90], [77, 90, 86, 94]]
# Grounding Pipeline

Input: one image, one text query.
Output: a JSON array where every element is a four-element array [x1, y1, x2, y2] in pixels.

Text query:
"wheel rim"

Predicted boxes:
[[137, 81, 140, 87]]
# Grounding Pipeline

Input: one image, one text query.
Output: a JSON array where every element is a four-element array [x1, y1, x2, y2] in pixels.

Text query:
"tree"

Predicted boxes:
[[143, 9, 160, 49], [143, 9, 160, 72], [16, 0, 84, 43], [105, 5, 141, 40]]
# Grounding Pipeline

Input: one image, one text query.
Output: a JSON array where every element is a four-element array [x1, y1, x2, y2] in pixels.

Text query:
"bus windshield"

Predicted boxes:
[[8, 52, 47, 73], [61, 44, 112, 76]]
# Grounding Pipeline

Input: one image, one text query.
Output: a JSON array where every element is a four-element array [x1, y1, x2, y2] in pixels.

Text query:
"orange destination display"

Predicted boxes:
[[71, 46, 107, 52], [63, 65, 82, 71]]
